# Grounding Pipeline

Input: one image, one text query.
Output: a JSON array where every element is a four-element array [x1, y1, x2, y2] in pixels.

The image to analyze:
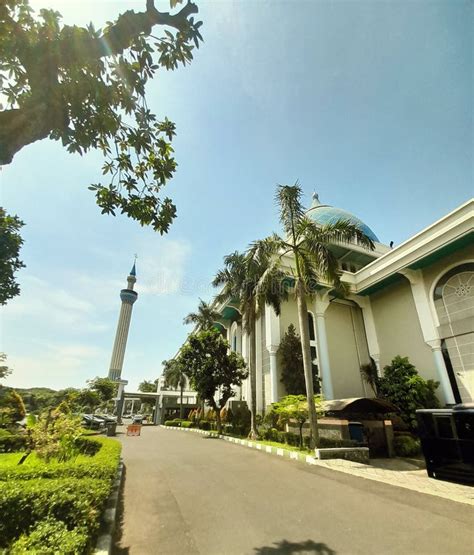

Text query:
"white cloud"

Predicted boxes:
[[3, 343, 108, 390], [135, 238, 192, 295]]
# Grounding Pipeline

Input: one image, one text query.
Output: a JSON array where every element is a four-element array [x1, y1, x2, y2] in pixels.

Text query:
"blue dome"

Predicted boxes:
[[306, 194, 379, 242]]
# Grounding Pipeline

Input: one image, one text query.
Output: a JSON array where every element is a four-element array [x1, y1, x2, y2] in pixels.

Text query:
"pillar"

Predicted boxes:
[[255, 316, 263, 413], [265, 304, 281, 404], [400, 269, 456, 405], [350, 295, 381, 376], [314, 292, 334, 400]]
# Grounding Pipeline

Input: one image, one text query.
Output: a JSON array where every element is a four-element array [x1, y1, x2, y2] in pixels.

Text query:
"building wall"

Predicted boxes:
[[370, 277, 436, 380], [325, 301, 367, 398]]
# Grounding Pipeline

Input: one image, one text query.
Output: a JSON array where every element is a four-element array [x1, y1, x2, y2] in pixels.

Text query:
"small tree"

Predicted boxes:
[[267, 394, 323, 448], [0, 209, 25, 305], [279, 325, 319, 395], [162, 358, 188, 419], [138, 380, 157, 393], [87, 377, 117, 408], [0, 389, 26, 427], [378, 356, 440, 431], [0, 353, 12, 382], [31, 412, 83, 462], [179, 329, 248, 434]]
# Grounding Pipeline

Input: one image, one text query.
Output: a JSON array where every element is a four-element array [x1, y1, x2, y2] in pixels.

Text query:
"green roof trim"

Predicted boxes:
[[221, 306, 241, 322], [408, 232, 474, 270], [358, 272, 404, 296]]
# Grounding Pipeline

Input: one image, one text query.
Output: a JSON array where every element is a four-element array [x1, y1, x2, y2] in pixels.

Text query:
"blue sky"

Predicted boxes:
[[1, 0, 472, 391]]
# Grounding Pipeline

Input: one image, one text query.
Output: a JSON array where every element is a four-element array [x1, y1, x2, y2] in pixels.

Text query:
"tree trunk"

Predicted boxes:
[[179, 384, 184, 419], [295, 279, 320, 449], [215, 408, 222, 434], [247, 317, 259, 439]]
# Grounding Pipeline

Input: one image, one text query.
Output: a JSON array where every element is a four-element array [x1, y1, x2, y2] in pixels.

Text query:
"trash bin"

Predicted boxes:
[[106, 422, 117, 437], [416, 404, 474, 484]]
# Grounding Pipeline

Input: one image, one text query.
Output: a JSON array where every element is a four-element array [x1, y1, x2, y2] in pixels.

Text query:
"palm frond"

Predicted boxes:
[[276, 183, 306, 239]]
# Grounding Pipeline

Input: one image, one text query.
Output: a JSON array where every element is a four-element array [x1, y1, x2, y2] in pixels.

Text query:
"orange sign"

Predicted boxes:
[[126, 424, 142, 436]]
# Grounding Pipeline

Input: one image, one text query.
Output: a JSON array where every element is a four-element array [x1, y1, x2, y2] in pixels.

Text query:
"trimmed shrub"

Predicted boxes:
[[393, 435, 421, 457], [0, 477, 109, 548], [9, 519, 89, 555], [164, 420, 180, 427], [199, 421, 211, 431], [0, 436, 121, 483], [180, 421, 194, 428], [0, 433, 27, 453]]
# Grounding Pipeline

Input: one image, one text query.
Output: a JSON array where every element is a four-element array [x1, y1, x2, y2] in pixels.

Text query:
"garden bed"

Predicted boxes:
[[0, 435, 121, 553]]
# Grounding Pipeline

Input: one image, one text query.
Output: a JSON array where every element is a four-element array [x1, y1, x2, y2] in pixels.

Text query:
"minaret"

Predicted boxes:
[[108, 262, 138, 381]]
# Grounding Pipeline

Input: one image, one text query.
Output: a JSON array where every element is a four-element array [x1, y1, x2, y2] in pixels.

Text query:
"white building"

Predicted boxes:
[[199, 195, 473, 411]]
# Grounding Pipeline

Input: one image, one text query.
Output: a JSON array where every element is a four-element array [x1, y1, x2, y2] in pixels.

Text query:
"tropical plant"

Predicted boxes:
[[279, 324, 319, 395], [0, 210, 25, 305], [138, 380, 158, 393], [266, 394, 323, 448], [251, 183, 375, 447], [178, 329, 247, 434], [378, 356, 440, 430], [1, 0, 203, 233], [183, 298, 222, 330], [162, 358, 188, 419], [31, 412, 83, 463], [360, 358, 379, 396], [213, 250, 287, 438]]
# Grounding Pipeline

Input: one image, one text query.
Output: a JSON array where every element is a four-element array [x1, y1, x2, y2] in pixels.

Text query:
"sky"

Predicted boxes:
[[1, 0, 472, 391]]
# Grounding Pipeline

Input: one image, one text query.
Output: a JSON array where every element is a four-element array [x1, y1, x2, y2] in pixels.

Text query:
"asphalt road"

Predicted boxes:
[[113, 427, 473, 555]]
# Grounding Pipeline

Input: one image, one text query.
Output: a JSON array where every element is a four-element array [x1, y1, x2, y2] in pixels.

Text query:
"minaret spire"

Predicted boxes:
[[108, 261, 139, 382]]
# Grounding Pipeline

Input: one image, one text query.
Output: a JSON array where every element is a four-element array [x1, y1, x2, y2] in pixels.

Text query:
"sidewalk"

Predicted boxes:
[[310, 456, 474, 506]]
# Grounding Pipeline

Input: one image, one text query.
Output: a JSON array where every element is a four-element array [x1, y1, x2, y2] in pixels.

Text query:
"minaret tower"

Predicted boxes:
[[108, 261, 138, 381]]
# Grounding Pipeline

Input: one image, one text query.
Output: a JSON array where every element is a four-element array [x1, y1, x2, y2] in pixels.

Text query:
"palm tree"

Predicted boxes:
[[183, 299, 222, 330], [213, 251, 287, 438], [162, 359, 188, 419], [251, 183, 375, 448]]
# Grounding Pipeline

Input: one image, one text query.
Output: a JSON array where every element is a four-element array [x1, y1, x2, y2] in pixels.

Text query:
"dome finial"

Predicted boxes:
[[311, 191, 321, 207]]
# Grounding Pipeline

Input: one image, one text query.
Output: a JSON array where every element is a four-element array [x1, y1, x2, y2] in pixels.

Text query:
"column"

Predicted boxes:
[[314, 292, 334, 400], [241, 331, 250, 402], [265, 304, 281, 403], [350, 295, 381, 376], [255, 316, 263, 413], [400, 269, 456, 405]]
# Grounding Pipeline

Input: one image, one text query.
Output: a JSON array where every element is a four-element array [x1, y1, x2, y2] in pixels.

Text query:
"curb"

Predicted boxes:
[[93, 458, 124, 555], [160, 425, 317, 465]]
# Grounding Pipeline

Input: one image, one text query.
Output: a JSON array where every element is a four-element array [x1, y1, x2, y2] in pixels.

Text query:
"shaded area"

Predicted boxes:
[[254, 539, 336, 554], [111, 464, 129, 555]]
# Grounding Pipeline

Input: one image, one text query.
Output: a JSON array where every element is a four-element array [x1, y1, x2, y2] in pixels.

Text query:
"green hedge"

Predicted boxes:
[[0, 477, 109, 548], [9, 519, 89, 555], [164, 420, 180, 427], [0, 436, 121, 483]]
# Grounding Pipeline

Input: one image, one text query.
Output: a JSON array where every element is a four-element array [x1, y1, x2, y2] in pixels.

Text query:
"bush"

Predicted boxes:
[[0, 477, 109, 548], [180, 421, 194, 428], [0, 433, 27, 453], [378, 356, 439, 430], [199, 421, 211, 431], [393, 435, 421, 457], [9, 519, 89, 555]]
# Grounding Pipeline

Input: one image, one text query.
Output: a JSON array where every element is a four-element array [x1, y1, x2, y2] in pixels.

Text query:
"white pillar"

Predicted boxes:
[[400, 269, 456, 405], [314, 293, 334, 400], [350, 295, 381, 376], [265, 304, 281, 404], [241, 331, 250, 402], [255, 316, 263, 413]]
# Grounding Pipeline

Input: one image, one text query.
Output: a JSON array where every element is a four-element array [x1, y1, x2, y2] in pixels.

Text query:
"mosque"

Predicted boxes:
[[186, 194, 474, 411]]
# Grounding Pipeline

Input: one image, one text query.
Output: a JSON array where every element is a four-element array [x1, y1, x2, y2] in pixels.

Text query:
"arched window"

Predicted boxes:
[[433, 263, 474, 403]]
